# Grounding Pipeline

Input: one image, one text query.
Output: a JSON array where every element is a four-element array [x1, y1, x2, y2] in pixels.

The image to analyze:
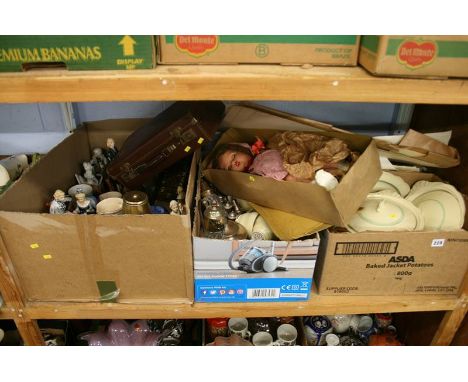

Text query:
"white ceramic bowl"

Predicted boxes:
[[96, 197, 123, 215], [99, 191, 123, 201]]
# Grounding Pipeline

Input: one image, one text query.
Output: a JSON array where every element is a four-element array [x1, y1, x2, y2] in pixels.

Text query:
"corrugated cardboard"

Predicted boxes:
[[0, 36, 156, 72], [0, 119, 195, 303], [360, 36, 468, 78], [202, 104, 382, 227], [314, 172, 468, 296], [158, 35, 360, 66], [192, 168, 319, 303]]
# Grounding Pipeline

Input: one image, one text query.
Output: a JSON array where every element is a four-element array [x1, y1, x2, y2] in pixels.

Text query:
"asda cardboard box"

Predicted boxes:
[[359, 35, 468, 78], [0, 119, 195, 304], [158, 35, 360, 66], [314, 172, 468, 296], [202, 104, 381, 227], [192, 171, 319, 303], [0, 36, 156, 72]]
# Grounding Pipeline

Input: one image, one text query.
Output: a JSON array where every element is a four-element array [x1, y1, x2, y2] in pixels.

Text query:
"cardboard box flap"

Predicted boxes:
[[375, 129, 460, 168], [0, 129, 89, 213]]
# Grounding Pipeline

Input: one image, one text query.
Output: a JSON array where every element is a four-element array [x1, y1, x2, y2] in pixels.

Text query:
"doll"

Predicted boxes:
[[211, 141, 299, 182]]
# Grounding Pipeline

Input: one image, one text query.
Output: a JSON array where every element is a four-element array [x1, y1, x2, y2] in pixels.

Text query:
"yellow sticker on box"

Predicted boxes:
[[249, 176, 255, 182], [184, 146, 191, 152], [30, 243, 39, 249], [197, 138, 204, 144], [43, 254, 52, 260]]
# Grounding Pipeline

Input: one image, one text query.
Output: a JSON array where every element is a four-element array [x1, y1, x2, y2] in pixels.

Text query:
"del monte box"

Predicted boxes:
[[158, 35, 360, 66], [0, 36, 155, 72], [359, 35, 468, 78]]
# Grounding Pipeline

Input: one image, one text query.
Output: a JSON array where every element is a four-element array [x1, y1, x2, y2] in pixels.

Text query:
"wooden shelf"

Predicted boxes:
[[22, 292, 461, 320], [1, 65, 468, 104]]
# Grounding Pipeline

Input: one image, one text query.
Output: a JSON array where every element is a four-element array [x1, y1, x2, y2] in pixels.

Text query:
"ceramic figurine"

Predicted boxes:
[[90, 147, 108, 176], [73, 192, 96, 214], [84, 161, 101, 186], [169, 200, 181, 215], [49, 189, 72, 214], [104, 137, 119, 163]]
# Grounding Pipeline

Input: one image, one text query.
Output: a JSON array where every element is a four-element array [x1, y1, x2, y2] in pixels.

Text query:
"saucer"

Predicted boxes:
[[347, 190, 424, 233]]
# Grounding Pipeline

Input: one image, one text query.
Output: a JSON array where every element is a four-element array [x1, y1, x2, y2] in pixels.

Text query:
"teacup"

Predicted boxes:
[[276, 323, 297, 346], [235, 212, 259, 237], [252, 331, 274, 346], [228, 318, 251, 339], [251, 215, 274, 241]]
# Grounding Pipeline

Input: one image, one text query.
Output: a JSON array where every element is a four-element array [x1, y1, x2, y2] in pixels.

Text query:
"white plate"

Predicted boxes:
[[371, 171, 410, 197], [406, 181, 465, 231]]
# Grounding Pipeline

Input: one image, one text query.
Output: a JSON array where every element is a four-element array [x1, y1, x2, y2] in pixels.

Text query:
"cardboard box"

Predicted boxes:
[[314, 172, 468, 296], [202, 104, 382, 227], [0, 119, 195, 303], [193, 170, 319, 303], [158, 35, 360, 66], [0, 36, 156, 72], [359, 35, 468, 78]]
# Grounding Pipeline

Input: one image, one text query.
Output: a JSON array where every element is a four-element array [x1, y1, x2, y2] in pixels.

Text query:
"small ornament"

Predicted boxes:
[[90, 147, 108, 176], [104, 137, 119, 163], [49, 189, 72, 214], [73, 192, 96, 214]]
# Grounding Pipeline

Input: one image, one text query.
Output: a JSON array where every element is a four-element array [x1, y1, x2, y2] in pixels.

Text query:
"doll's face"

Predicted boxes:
[[218, 150, 252, 172]]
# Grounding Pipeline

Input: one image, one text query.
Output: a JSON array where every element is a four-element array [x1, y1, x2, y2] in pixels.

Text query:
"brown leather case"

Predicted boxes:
[[107, 101, 225, 188]]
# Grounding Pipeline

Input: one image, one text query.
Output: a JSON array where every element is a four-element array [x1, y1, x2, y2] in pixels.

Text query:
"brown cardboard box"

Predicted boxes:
[[202, 104, 381, 227], [314, 172, 468, 296], [158, 35, 360, 66], [0, 119, 195, 303], [359, 36, 468, 78]]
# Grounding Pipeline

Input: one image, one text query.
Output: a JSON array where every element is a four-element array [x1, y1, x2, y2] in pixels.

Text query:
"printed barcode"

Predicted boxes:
[[247, 288, 280, 299], [335, 241, 398, 255]]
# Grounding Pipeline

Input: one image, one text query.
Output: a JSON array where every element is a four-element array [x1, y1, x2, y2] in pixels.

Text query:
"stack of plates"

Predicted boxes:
[[406, 181, 465, 231], [349, 173, 465, 232]]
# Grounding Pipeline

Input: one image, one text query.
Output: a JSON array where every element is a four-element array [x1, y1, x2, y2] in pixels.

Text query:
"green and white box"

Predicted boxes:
[[0, 35, 155, 72]]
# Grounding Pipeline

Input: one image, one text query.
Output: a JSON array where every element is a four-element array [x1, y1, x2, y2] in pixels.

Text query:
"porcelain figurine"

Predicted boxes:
[[49, 189, 72, 214], [104, 137, 119, 163], [90, 147, 108, 176], [73, 192, 96, 214], [76, 161, 102, 187], [169, 200, 181, 215]]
